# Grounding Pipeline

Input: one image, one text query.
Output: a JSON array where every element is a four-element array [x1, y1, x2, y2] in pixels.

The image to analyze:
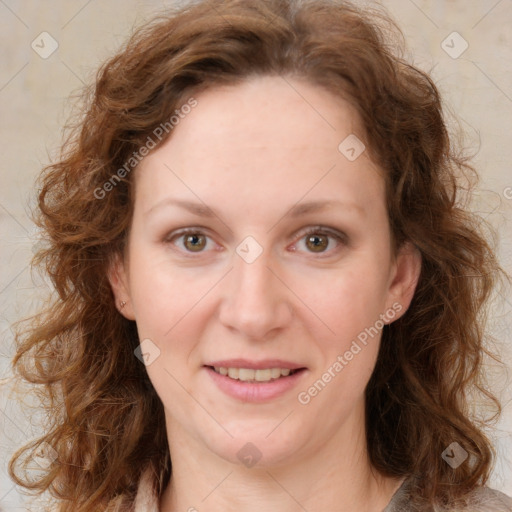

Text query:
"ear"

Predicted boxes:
[[107, 252, 136, 321], [384, 241, 421, 323]]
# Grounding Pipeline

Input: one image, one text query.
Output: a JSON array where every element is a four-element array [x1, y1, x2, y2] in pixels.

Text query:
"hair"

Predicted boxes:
[[9, 0, 508, 510]]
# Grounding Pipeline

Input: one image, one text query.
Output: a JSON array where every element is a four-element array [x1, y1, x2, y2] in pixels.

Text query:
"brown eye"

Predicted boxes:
[[305, 233, 329, 252], [183, 233, 207, 252], [294, 226, 347, 256], [164, 228, 216, 256]]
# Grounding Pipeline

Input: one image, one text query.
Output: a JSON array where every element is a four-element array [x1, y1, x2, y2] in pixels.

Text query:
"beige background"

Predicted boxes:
[[1, 0, 511, 509]]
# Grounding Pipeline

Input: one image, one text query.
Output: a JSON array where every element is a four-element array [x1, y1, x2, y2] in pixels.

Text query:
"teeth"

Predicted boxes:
[[270, 368, 281, 379], [238, 368, 255, 381], [213, 367, 297, 382], [255, 369, 271, 381]]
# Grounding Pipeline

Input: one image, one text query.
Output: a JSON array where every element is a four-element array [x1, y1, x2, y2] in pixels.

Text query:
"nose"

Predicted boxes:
[[217, 250, 293, 340]]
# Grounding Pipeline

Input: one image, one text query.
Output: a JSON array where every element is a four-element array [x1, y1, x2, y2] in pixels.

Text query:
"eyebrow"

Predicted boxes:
[[145, 198, 364, 219]]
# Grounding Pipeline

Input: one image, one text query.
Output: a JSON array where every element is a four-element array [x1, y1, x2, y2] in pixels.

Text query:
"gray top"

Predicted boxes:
[[132, 468, 512, 511], [383, 477, 512, 512]]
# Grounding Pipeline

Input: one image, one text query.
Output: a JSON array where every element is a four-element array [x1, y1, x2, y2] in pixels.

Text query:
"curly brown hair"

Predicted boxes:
[[9, 0, 507, 510]]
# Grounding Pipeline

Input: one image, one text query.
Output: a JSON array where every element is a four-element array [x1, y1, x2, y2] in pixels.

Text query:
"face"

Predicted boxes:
[[109, 75, 420, 467]]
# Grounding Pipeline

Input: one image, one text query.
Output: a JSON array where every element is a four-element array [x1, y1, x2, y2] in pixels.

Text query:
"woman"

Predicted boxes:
[[9, 0, 512, 510]]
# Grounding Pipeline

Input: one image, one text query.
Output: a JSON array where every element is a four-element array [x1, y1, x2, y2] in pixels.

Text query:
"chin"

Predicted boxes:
[[200, 423, 307, 469]]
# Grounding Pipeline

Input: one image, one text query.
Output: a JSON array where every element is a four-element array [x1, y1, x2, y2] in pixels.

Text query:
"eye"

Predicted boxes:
[[166, 228, 214, 254], [292, 226, 347, 255], [165, 225, 347, 257]]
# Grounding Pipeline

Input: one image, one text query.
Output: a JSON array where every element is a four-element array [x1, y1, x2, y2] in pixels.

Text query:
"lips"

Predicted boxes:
[[203, 359, 308, 402]]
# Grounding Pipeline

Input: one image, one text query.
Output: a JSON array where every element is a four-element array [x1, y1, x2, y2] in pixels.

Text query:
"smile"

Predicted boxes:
[[204, 364, 308, 402], [211, 366, 300, 382]]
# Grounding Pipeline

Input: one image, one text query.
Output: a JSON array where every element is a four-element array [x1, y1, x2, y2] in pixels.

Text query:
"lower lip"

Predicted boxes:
[[204, 366, 307, 402]]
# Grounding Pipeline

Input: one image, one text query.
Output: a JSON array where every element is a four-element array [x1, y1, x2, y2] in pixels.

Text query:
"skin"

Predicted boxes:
[[109, 75, 422, 511]]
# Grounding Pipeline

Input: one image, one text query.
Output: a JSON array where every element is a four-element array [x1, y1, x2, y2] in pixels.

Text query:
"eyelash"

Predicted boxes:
[[165, 225, 347, 258]]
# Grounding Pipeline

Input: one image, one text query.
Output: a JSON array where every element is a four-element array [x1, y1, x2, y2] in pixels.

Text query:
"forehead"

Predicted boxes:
[[134, 75, 384, 218], [156, 75, 363, 154]]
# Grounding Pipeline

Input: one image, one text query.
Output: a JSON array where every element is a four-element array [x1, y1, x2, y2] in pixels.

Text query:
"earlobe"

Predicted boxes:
[[385, 242, 422, 323], [107, 253, 136, 321]]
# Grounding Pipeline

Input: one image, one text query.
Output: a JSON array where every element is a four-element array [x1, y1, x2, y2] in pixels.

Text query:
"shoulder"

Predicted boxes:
[[385, 477, 512, 512], [131, 469, 512, 512], [462, 486, 512, 512]]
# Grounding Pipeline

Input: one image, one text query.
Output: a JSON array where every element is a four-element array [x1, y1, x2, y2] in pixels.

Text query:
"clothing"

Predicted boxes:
[[382, 476, 512, 512], [133, 468, 512, 511]]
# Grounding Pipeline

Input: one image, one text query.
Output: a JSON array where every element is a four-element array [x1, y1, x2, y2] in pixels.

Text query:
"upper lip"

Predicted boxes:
[[205, 359, 306, 370]]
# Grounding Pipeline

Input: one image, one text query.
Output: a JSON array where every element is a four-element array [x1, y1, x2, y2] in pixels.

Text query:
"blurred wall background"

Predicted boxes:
[[1, 0, 511, 509]]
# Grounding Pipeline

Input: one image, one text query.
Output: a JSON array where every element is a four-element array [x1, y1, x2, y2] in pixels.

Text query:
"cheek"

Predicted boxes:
[[126, 247, 219, 394], [309, 261, 391, 341], [300, 268, 388, 408], [129, 255, 205, 399], [127, 248, 209, 337]]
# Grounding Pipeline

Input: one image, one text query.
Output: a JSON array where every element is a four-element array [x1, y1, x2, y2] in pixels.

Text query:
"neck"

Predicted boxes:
[[159, 401, 404, 512]]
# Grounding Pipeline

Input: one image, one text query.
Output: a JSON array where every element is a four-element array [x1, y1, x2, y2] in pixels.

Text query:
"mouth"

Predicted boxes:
[[203, 359, 308, 402], [205, 365, 305, 383]]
